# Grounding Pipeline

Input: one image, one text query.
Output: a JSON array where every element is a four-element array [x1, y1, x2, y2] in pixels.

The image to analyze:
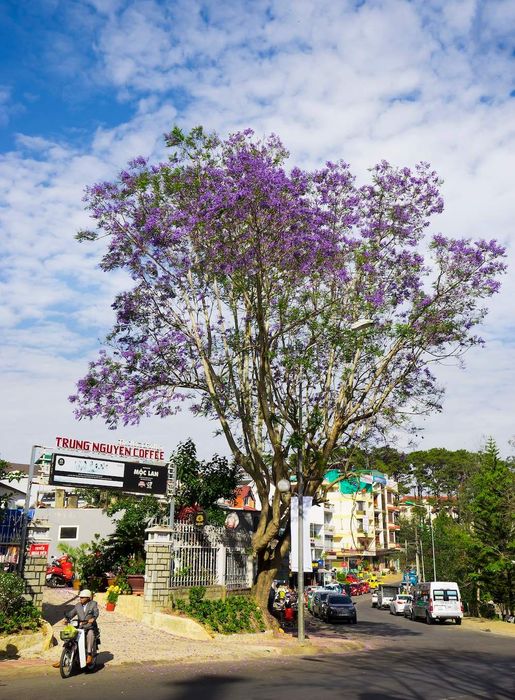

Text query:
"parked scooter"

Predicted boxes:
[[59, 620, 99, 678], [46, 556, 74, 587]]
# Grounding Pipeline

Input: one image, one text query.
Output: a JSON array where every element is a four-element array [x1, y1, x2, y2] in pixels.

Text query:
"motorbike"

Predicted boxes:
[[46, 557, 74, 587], [59, 620, 99, 678]]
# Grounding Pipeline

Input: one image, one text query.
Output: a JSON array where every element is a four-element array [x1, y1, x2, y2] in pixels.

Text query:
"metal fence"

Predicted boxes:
[[0, 509, 26, 567], [169, 523, 251, 590]]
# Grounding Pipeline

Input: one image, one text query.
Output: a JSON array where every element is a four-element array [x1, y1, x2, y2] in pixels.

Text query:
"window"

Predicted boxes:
[[58, 526, 78, 540], [433, 589, 459, 601]]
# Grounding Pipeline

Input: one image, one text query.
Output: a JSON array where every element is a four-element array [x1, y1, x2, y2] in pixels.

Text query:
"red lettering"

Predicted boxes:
[[92, 442, 101, 453], [56, 437, 63, 447], [62, 438, 70, 448]]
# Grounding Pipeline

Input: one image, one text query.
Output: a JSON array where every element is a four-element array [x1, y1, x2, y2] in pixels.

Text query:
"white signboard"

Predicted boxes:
[[290, 496, 313, 573], [51, 454, 125, 488]]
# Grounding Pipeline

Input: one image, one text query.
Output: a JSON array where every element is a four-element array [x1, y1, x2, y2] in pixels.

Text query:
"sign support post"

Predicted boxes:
[[17, 445, 41, 577]]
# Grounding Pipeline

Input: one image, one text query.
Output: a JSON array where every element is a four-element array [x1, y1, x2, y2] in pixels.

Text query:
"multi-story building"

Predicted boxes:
[[309, 470, 401, 575]]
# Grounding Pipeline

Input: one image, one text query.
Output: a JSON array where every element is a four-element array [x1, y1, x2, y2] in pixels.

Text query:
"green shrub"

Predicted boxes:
[[0, 572, 42, 635], [0, 600, 42, 635], [0, 571, 24, 614], [175, 587, 265, 635]]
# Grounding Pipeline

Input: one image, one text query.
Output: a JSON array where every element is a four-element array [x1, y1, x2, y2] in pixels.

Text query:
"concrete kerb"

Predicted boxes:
[[0, 621, 55, 659]]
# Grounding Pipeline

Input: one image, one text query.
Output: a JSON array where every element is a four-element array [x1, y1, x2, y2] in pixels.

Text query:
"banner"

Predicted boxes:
[[49, 453, 168, 495], [290, 496, 313, 572]]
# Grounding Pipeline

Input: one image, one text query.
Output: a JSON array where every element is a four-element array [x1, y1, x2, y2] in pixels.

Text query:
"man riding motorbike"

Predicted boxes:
[[52, 589, 99, 668]]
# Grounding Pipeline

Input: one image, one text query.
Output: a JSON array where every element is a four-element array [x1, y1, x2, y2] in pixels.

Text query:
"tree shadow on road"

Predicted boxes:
[[42, 592, 78, 625], [164, 673, 244, 700]]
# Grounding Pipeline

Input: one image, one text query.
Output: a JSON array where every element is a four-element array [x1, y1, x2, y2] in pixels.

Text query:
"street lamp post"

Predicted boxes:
[[297, 381, 305, 643], [405, 500, 436, 582]]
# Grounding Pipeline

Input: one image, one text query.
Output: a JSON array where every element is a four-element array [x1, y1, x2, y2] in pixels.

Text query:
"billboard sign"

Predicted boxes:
[[49, 453, 168, 496]]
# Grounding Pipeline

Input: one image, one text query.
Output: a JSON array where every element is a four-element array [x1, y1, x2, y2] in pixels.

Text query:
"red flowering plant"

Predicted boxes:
[[70, 127, 506, 612]]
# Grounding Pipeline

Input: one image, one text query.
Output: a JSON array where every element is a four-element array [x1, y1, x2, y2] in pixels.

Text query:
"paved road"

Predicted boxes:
[[1, 595, 513, 700]]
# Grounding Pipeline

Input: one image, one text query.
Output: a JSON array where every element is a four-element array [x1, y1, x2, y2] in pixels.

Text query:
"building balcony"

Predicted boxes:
[[387, 503, 400, 511], [387, 523, 400, 530], [355, 509, 367, 516], [339, 547, 365, 555]]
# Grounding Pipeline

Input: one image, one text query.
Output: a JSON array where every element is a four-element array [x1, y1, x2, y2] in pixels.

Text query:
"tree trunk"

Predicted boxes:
[[251, 550, 282, 629]]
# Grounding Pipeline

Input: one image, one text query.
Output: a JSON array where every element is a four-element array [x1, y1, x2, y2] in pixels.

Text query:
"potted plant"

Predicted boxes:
[[125, 559, 146, 595], [105, 584, 120, 611]]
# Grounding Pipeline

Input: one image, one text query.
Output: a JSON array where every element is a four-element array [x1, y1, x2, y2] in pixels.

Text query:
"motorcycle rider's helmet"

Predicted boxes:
[[79, 589, 92, 598]]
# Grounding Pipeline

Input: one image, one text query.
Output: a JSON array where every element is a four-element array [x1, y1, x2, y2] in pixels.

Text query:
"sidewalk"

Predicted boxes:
[[0, 588, 366, 677]]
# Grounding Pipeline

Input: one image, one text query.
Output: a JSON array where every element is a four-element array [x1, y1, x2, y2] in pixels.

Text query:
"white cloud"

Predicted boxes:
[[2, 0, 515, 463]]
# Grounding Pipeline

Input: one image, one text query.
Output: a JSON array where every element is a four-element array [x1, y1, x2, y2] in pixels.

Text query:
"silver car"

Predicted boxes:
[[312, 591, 330, 618]]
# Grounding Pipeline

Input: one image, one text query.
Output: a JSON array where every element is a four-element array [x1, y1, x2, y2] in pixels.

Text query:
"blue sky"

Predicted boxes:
[[1, 0, 515, 463]]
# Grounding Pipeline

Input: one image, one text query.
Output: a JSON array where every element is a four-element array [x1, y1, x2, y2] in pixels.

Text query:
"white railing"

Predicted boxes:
[[169, 523, 251, 590]]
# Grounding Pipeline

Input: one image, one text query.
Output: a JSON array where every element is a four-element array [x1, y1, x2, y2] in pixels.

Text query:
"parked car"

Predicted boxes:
[[312, 591, 330, 618], [368, 575, 379, 590], [403, 598, 413, 618], [323, 594, 357, 624], [377, 585, 400, 609], [411, 581, 463, 624], [358, 581, 370, 594], [371, 591, 379, 608], [307, 587, 325, 613], [390, 594, 413, 616], [349, 582, 361, 596]]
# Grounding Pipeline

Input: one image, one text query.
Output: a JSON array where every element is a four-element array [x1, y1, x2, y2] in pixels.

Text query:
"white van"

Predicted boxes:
[[411, 581, 463, 624]]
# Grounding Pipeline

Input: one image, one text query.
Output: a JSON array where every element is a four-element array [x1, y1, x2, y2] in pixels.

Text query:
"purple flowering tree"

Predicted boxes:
[[71, 127, 506, 609]]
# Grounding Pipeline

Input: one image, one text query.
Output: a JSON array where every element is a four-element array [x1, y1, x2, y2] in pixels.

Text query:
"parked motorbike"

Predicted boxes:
[[46, 557, 74, 587], [59, 620, 99, 678]]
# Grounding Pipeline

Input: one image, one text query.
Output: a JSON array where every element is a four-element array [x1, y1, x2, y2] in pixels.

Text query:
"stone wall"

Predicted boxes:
[[143, 540, 174, 617], [23, 555, 47, 610]]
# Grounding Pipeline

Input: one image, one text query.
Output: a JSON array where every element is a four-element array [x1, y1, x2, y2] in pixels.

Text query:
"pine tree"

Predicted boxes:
[[466, 438, 515, 616]]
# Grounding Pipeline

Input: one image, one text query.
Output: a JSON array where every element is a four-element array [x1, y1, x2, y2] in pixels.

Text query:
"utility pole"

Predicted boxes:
[[167, 458, 177, 527], [414, 525, 421, 581], [429, 512, 437, 581]]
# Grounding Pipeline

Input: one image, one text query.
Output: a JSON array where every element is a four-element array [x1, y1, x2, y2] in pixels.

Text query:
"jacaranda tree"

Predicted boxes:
[[70, 127, 506, 608]]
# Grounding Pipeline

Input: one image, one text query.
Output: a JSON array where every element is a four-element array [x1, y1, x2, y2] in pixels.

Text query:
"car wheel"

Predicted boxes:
[[410, 609, 416, 621], [455, 617, 462, 625]]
